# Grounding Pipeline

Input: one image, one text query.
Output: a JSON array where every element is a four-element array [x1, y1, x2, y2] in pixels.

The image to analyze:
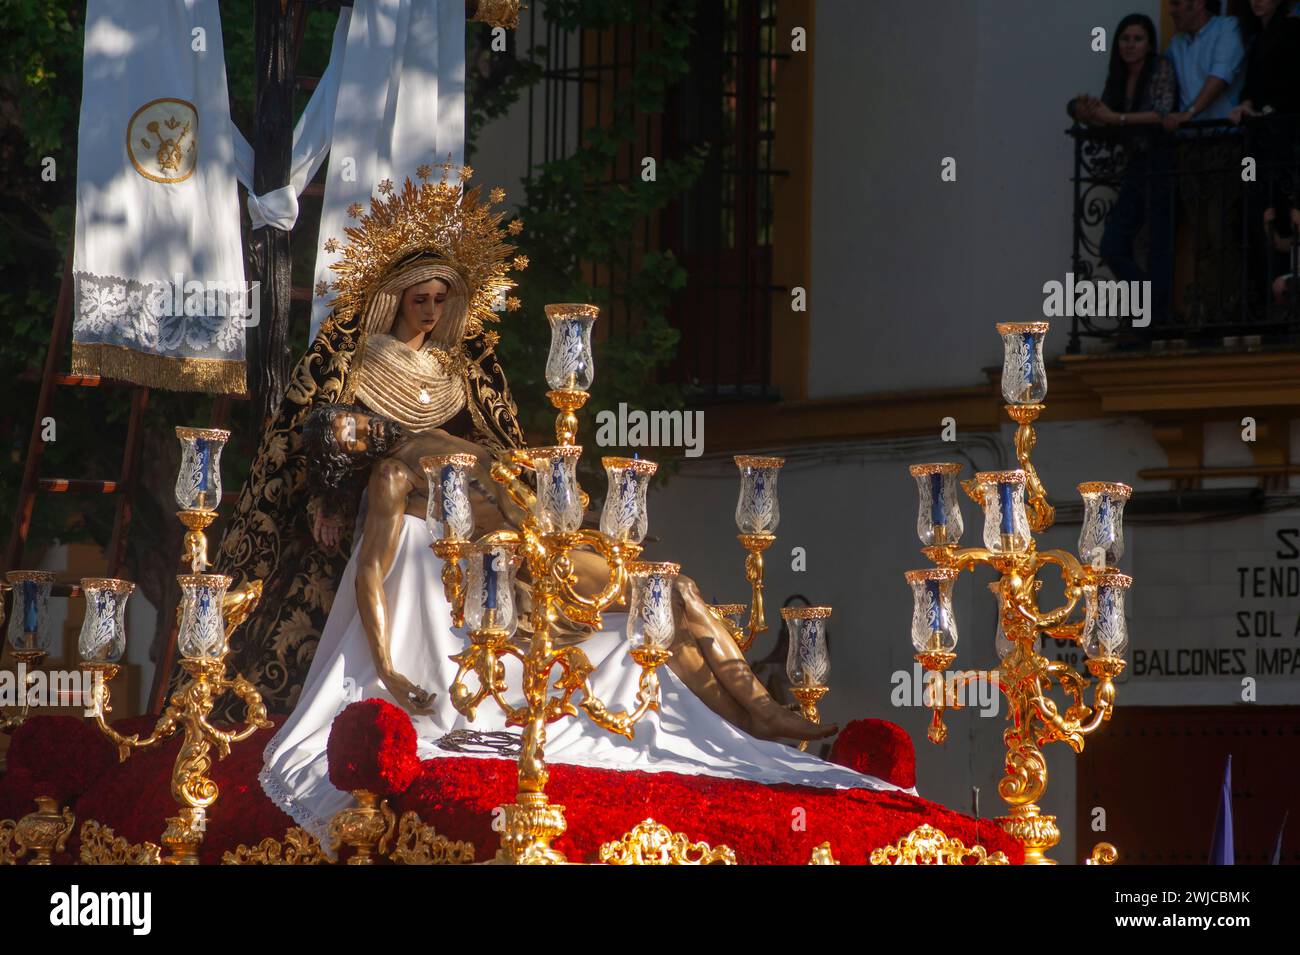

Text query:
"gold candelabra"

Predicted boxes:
[[81, 425, 268, 864], [429, 304, 674, 863], [904, 322, 1131, 864]]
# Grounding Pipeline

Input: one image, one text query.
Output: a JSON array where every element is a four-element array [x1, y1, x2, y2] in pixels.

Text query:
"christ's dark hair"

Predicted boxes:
[[303, 404, 408, 517]]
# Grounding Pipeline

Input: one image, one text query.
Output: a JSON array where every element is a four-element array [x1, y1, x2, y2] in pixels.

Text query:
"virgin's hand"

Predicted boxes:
[[313, 510, 343, 551], [378, 666, 436, 715]]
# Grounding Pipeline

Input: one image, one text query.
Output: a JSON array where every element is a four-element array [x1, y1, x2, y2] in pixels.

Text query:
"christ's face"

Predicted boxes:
[[332, 410, 375, 453], [392, 277, 451, 341]]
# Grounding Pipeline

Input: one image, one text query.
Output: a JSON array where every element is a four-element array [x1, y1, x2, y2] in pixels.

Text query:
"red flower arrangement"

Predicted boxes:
[[326, 698, 421, 796], [828, 718, 917, 789], [3, 709, 1021, 865], [396, 756, 1022, 864], [4, 715, 120, 803]]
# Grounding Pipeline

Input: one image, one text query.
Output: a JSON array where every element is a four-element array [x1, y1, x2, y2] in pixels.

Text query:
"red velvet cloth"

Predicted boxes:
[[828, 718, 917, 790], [327, 698, 421, 796]]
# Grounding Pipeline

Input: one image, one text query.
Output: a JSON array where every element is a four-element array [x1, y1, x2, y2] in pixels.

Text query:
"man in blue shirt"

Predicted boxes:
[[1164, 0, 1246, 130]]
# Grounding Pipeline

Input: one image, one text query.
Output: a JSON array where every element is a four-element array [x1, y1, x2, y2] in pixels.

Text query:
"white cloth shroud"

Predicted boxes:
[[230, 0, 467, 342], [72, 0, 249, 393], [261, 515, 910, 856]]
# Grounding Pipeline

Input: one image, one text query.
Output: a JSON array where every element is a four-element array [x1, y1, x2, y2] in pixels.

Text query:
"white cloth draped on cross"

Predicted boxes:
[[71, 0, 469, 395], [231, 0, 468, 342]]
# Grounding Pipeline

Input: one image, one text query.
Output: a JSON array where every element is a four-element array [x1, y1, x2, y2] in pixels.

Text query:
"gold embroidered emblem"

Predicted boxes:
[[126, 97, 199, 183]]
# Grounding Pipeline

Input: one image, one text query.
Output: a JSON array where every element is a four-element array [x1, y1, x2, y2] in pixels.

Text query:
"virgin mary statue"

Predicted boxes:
[[202, 166, 903, 850]]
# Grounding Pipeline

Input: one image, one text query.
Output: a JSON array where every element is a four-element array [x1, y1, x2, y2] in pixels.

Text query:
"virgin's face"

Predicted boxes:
[[1251, 0, 1283, 19], [393, 277, 451, 341], [1118, 25, 1150, 64]]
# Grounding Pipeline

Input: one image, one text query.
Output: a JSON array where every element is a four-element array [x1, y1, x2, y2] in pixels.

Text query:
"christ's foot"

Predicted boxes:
[[749, 703, 838, 743]]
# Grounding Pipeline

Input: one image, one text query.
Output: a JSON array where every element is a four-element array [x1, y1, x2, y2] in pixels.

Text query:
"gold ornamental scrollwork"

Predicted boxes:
[[387, 812, 477, 865], [1087, 842, 1119, 865], [0, 818, 16, 865], [222, 827, 330, 865], [807, 842, 840, 865], [869, 824, 1009, 866], [598, 818, 737, 866], [79, 820, 162, 866]]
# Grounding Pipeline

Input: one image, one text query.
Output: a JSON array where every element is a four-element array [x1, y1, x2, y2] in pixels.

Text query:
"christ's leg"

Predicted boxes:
[[566, 549, 831, 742], [673, 573, 836, 742]]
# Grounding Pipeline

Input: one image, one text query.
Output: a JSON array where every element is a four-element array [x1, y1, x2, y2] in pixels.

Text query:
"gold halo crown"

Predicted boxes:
[[318, 161, 528, 340]]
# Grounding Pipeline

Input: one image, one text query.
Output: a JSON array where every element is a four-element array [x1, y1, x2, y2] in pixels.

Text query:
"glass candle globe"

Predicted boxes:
[[174, 426, 230, 511], [464, 543, 519, 636], [599, 456, 657, 544], [997, 322, 1049, 405], [421, 453, 477, 542], [1077, 481, 1132, 567], [531, 445, 585, 534], [975, 470, 1031, 553], [906, 568, 960, 654], [544, 304, 598, 392], [734, 455, 783, 535], [780, 605, 832, 686], [78, 578, 134, 665], [909, 463, 965, 546], [627, 561, 679, 652], [5, 571, 55, 654], [177, 574, 231, 660], [1082, 571, 1132, 660]]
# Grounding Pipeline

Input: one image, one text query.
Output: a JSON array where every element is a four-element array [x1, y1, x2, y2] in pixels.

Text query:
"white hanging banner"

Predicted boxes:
[[307, 0, 466, 340], [72, 0, 249, 394]]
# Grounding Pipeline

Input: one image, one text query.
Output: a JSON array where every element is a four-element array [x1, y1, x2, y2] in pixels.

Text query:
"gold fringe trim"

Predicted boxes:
[[72, 341, 248, 396]]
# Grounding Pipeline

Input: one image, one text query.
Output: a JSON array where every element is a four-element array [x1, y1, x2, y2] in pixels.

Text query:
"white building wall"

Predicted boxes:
[[809, 0, 1161, 396]]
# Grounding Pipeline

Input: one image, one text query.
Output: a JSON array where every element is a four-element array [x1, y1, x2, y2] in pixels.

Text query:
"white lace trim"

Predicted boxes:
[[258, 721, 340, 861], [72, 269, 248, 359]]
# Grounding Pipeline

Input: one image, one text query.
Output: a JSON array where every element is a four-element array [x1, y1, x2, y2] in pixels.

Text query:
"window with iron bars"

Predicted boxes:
[[521, 0, 787, 401]]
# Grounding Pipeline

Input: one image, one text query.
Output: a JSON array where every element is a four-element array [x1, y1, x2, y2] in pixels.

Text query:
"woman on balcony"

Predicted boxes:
[[1067, 14, 1178, 328]]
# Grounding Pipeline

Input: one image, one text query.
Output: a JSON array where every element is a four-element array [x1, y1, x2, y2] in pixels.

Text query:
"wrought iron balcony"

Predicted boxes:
[[1067, 115, 1300, 353]]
